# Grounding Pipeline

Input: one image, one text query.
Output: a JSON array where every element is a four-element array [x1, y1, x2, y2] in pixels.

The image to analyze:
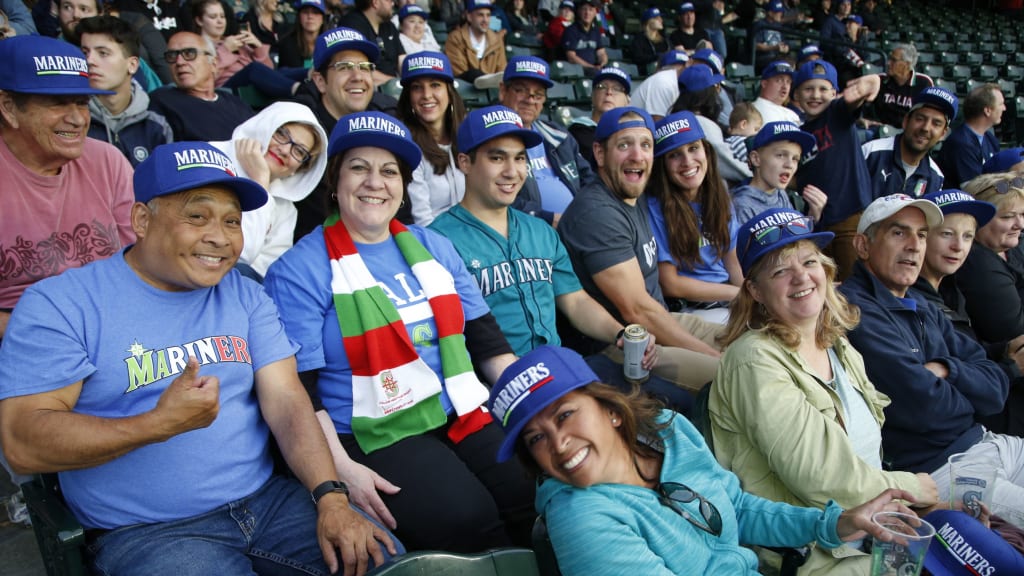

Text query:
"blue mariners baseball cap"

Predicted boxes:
[[844, 14, 863, 25], [922, 190, 996, 228], [923, 510, 1024, 576], [134, 142, 268, 212], [737, 208, 834, 274], [751, 121, 816, 155], [504, 56, 554, 88], [983, 148, 1024, 174], [768, 0, 785, 12], [465, 0, 493, 12], [327, 112, 422, 168], [654, 110, 704, 157], [0, 36, 114, 95], [642, 7, 661, 22], [794, 59, 838, 90], [398, 4, 427, 21], [678, 63, 724, 93], [799, 44, 823, 64], [659, 49, 690, 68], [762, 60, 796, 80], [910, 86, 959, 123], [401, 51, 454, 82], [692, 48, 724, 75], [594, 66, 631, 94], [678, 2, 694, 13], [457, 105, 542, 154], [595, 106, 655, 142], [490, 346, 599, 462], [313, 27, 380, 70], [295, 0, 327, 15]]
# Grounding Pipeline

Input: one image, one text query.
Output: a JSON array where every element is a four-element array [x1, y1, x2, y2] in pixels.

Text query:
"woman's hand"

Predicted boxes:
[[234, 138, 272, 189], [336, 458, 401, 531], [835, 488, 917, 542], [240, 29, 262, 48], [802, 185, 827, 224], [223, 34, 245, 53], [910, 472, 939, 509]]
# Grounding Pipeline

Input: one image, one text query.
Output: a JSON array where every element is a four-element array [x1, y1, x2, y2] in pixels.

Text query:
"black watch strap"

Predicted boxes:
[[311, 480, 349, 505]]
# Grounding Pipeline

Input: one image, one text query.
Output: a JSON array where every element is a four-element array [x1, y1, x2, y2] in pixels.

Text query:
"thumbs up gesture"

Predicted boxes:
[[153, 357, 220, 437]]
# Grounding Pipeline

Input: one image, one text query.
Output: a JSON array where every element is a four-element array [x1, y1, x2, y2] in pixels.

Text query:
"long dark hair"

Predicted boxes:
[[289, 6, 327, 60], [670, 85, 722, 121], [513, 382, 671, 482], [648, 139, 732, 270], [397, 80, 467, 176]]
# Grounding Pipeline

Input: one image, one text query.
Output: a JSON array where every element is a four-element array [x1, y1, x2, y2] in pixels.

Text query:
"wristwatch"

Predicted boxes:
[[311, 480, 349, 505]]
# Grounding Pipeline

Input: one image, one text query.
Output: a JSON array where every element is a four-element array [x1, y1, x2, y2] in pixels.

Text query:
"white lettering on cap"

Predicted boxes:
[[348, 115, 407, 137], [33, 55, 89, 77], [925, 87, 956, 106], [936, 523, 996, 576], [407, 55, 445, 71], [481, 108, 524, 128], [749, 210, 800, 234], [932, 191, 972, 206], [323, 28, 364, 47], [654, 117, 691, 143], [515, 60, 547, 76], [774, 123, 797, 134], [173, 148, 237, 175], [492, 362, 552, 424]]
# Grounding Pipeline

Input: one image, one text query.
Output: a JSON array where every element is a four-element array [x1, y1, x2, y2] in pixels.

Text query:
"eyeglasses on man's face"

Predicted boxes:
[[509, 83, 547, 102], [271, 127, 313, 165], [657, 482, 723, 537], [329, 60, 376, 74], [164, 47, 212, 63]]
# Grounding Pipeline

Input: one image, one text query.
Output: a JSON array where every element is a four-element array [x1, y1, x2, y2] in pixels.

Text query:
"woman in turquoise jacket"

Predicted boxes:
[[487, 345, 921, 576]]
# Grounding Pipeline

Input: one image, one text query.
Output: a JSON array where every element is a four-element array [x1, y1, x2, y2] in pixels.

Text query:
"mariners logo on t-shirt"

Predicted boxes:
[[122, 337, 252, 393]]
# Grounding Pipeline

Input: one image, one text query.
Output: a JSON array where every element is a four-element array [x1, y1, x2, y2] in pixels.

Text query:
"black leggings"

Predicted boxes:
[[340, 418, 536, 553]]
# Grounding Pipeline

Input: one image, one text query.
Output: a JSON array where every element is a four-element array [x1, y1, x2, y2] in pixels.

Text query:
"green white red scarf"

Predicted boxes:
[[324, 215, 491, 454]]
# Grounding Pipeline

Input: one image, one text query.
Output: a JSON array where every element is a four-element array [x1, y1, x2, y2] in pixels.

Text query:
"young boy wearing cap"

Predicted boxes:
[[862, 86, 955, 200], [570, 65, 631, 171], [0, 141, 401, 576], [562, 0, 608, 71], [730, 121, 826, 225], [792, 59, 880, 279], [444, 0, 508, 82], [840, 194, 1024, 527]]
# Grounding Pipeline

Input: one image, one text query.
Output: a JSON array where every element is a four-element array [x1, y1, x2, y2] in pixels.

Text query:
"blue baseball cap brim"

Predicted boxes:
[[762, 60, 796, 80], [296, 0, 327, 15], [398, 4, 427, 20], [654, 110, 705, 157], [504, 56, 554, 88], [457, 105, 543, 154], [313, 27, 380, 70], [593, 66, 631, 94], [327, 111, 422, 169], [794, 59, 838, 90], [983, 148, 1024, 174], [678, 64, 724, 93], [490, 346, 599, 462], [751, 121, 816, 155], [922, 190, 997, 228], [401, 51, 454, 82], [134, 142, 268, 212], [0, 36, 114, 96], [923, 510, 1024, 576], [595, 106, 655, 142], [737, 208, 834, 274], [691, 48, 724, 75]]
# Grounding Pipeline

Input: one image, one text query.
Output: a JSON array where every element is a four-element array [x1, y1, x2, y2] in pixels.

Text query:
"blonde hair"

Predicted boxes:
[[718, 240, 860, 349], [963, 171, 1024, 211]]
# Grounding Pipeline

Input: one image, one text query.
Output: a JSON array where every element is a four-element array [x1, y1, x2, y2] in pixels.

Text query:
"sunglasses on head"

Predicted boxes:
[[743, 216, 815, 258], [990, 177, 1024, 195], [657, 481, 723, 537]]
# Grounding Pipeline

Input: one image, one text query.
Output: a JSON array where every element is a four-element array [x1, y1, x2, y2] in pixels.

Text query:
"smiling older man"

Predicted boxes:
[[0, 36, 135, 341]]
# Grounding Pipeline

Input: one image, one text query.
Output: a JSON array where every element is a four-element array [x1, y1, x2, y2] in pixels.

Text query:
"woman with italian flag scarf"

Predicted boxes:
[[264, 112, 535, 554]]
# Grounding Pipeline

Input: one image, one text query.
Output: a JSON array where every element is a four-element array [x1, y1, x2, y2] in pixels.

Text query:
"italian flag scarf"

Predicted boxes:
[[325, 215, 491, 454]]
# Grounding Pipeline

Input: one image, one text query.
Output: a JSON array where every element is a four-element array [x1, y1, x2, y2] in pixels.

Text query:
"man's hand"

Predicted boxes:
[[152, 357, 219, 439], [317, 494, 397, 576], [616, 332, 659, 370], [337, 458, 401, 530], [923, 360, 949, 380]]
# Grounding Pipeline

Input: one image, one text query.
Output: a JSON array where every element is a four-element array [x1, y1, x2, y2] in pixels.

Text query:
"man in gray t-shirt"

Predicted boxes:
[[559, 106, 723, 392]]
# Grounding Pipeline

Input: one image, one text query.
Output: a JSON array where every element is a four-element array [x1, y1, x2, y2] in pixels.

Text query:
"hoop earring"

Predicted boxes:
[[330, 192, 337, 201]]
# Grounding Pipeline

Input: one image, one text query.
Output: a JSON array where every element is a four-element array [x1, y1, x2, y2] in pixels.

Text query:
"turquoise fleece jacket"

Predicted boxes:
[[535, 411, 845, 576]]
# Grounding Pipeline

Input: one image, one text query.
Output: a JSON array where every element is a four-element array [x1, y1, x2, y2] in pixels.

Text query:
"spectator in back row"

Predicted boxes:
[[569, 66, 631, 172], [0, 36, 135, 340], [444, 0, 507, 83], [752, 1, 789, 73], [868, 43, 934, 130], [630, 7, 668, 73], [277, 0, 330, 68], [397, 4, 440, 55], [543, 0, 574, 59], [80, 16, 174, 167], [631, 49, 688, 121], [340, 0, 405, 83], [500, 56, 595, 227], [562, 0, 608, 73], [862, 86, 954, 199], [938, 82, 1005, 188], [753, 60, 801, 125], [149, 31, 254, 141], [670, 2, 708, 55]]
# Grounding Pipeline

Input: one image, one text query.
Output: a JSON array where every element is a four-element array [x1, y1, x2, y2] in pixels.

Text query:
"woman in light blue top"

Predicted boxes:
[[487, 345, 922, 576]]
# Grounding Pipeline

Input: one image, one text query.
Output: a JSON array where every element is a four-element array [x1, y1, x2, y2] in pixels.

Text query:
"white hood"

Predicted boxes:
[[211, 101, 328, 203]]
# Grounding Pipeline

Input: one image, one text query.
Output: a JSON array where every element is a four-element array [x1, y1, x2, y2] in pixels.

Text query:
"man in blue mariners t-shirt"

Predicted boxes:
[[0, 142, 400, 576], [499, 55, 596, 227]]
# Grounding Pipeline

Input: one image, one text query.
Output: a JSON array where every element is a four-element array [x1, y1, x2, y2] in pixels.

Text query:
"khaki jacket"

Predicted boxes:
[[444, 25, 507, 77]]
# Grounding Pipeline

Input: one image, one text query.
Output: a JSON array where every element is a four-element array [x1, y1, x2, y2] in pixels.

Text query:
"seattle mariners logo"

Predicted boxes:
[[381, 370, 399, 398]]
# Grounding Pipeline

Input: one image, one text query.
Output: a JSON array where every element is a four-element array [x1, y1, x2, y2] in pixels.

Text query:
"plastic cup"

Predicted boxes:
[[869, 512, 935, 576], [948, 452, 998, 520]]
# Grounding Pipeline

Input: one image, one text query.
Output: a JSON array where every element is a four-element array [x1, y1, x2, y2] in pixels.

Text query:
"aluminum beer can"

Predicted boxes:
[[622, 324, 650, 384]]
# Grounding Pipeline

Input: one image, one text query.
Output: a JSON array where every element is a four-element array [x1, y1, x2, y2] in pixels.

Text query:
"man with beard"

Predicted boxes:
[[558, 107, 723, 393], [862, 86, 954, 199]]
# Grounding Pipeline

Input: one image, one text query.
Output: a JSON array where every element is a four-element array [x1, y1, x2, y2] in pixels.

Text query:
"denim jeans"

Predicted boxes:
[[88, 475, 403, 576]]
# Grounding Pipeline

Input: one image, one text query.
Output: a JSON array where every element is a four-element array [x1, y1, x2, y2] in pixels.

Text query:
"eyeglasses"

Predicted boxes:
[[163, 48, 212, 63], [595, 82, 627, 94], [329, 60, 376, 74], [271, 127, 313, 165], [657, 482, 723, 537], [509, 84, 546, 101], [991, 177, 1024, 195], [743, 216, 815, 257]]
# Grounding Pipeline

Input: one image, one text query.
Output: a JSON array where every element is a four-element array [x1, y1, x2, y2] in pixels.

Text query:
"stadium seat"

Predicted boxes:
[[509, 31, 543, 48], [976, 65, 999, 82], [605, 47, 624, 62], [378, 78, 402, 100], [572, 78, 592, 104], [21, 474, 87, 576], [550, 61, 585, 82], [453, 78, 486, 106], [726, 62, 756, 80], [962, 52, 984, 68], [989, 53, 1008, 67], [506, 45, 533, 58], [545, 81, 575, 105], [1004, 64, 1024, 83], [609, 61, 640, 79], [365, 549, 540, 576], [923, 64, 945, 80], [998, 79, 1017, 99], [551, 105, 589, 129], [916, 52, 936, 65], [934, 78, 957, 94]]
